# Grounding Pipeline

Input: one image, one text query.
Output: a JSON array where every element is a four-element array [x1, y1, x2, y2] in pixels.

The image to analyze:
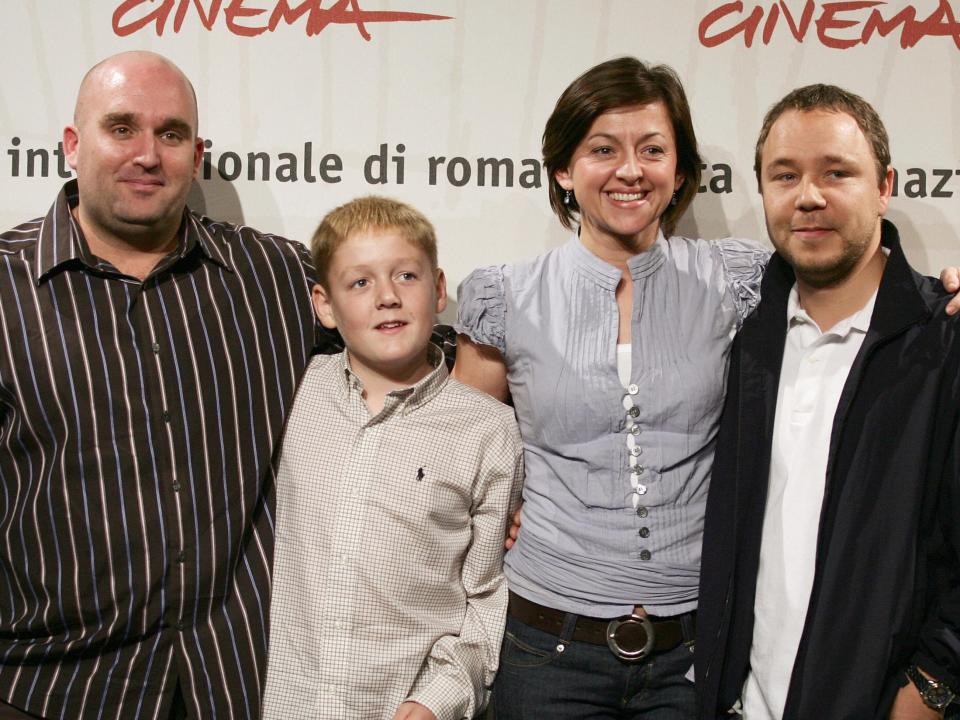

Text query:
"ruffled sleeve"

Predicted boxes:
[[714, 239, 772, 327], [454, 265, 507, 355]]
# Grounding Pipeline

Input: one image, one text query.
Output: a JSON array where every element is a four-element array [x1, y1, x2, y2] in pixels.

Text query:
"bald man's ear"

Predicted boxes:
[[63, 126, 80, 171]]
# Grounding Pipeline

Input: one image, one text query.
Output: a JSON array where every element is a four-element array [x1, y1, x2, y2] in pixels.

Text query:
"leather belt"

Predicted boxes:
[[507, 591, 694, 661]]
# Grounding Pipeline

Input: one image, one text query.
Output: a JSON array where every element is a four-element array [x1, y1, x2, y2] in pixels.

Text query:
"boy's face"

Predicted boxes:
[[313, 228, 446, 386]]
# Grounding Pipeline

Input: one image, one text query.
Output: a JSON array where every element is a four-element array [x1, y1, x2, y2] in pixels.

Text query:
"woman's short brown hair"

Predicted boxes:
[[542, 57, 702, 238]]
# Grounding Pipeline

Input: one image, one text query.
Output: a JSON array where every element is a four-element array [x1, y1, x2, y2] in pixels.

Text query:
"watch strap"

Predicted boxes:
[[906, 663, 957, 711]]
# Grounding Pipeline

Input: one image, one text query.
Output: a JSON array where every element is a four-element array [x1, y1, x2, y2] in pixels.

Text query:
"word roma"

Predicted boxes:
[[699, 0, 960, 49], [112, 0, 452, 40]]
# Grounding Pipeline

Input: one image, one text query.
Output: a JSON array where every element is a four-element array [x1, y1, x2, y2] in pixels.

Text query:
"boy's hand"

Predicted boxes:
[[505, 503, 523, 550], [393, 701, 437, 720]]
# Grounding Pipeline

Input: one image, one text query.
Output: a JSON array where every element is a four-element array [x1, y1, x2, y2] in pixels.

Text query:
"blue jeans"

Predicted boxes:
[[492, 613, 696, 719]]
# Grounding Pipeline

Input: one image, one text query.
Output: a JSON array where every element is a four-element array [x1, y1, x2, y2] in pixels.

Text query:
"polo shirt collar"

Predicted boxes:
[[786, 284, 878, 338]]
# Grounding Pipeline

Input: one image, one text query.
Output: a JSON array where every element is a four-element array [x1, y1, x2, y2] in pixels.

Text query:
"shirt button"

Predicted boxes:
[[176, 550, 186, 563], [638, 527, 650, 538], [151, 342, 160, 354], [630, 425, 641, 436], [636, 506, 648, 518], [162, 410, 171, 423], [177, 621, 189, 632], [639, 549, 652, 561], [628, 406, 640, 418], [172, 482, 181, 492], [334, 620, 344, 630], [630, 446, 642, 456], [636, 484, 648, 496], [632, 466, 645, 475], [627, 383, 639, 395]]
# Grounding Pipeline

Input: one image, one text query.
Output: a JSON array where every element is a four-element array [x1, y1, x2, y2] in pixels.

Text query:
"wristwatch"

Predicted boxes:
[[906, 663, 957, 711]]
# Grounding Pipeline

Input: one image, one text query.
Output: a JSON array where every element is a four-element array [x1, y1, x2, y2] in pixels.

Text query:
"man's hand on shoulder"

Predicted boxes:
[[888, 677, 945, 720], [393, 701, 438, 720], [939, 266, 960, 316]]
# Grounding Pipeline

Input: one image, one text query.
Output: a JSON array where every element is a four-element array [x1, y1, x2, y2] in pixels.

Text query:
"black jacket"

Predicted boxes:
[[695, 221, 960, 719]]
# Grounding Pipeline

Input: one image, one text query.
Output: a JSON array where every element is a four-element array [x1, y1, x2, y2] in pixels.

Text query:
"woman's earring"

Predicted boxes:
[[564, 190, 573, 206], [670, 192, 678, 206]]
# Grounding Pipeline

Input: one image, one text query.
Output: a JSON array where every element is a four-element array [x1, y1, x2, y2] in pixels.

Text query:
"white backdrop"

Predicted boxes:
[[2, 0, 958, 322]]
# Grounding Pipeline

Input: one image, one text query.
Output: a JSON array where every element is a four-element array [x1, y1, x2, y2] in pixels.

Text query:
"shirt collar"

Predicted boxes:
[[565, 230, 666, 291], [34, 179, 232, 284], [786, 284, 878, 338], [34, 180, 91, 282], [338, 343, 449, 419], [183, 212, 234, 273]]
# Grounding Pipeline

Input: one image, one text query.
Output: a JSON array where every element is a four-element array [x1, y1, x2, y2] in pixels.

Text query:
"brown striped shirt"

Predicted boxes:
[[0, 180, 322, 719]]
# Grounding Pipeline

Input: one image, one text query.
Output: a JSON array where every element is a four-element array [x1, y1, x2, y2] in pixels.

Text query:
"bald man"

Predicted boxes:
[[0, 52, 322, 719]]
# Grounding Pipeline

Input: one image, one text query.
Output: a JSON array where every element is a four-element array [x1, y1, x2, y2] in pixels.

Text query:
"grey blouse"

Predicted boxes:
[[455, 232, 769, 617]]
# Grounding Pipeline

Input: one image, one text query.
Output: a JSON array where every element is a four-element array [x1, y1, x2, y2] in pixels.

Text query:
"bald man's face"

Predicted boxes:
[[64, 57, 202, 248]]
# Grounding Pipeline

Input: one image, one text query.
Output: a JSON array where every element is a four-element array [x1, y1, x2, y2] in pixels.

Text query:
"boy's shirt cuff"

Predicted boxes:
[[406, 671, 475, 720]]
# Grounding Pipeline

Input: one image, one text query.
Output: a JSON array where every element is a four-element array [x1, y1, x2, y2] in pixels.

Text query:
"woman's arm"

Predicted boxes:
[[452, 334, 510, 403]]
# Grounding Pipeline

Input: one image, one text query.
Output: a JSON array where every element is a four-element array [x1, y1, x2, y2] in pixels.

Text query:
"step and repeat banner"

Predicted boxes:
[[1, 1, 958, 319]]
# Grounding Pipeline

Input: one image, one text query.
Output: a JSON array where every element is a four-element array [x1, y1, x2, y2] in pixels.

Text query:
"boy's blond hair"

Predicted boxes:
[[311, 196, 438, 288]]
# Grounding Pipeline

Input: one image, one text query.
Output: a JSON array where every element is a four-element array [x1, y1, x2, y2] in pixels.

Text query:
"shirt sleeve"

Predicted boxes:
[[910, 416, 960, 693], [404, 410, 524, 720], [454, 266, 507, 355], [713, 238, 772, 328]]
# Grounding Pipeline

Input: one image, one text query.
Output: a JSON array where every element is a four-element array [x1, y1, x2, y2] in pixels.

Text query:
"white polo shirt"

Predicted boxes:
[[741, 284, 878, 719]]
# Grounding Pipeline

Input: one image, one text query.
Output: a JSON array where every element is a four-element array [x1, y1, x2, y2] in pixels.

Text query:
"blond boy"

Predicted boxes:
[[262, 197, 523, 720]]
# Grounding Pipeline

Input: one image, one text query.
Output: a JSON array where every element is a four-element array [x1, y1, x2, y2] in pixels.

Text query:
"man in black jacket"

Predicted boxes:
[[695, 85, 960, 720]]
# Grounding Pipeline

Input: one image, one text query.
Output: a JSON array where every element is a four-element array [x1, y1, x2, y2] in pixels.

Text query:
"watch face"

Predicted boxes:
[[922, 684, 955, 710], [908, 665, 957, 711]]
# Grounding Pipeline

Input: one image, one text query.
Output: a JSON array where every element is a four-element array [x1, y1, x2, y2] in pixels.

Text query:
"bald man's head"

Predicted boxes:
[[63, 51, 204, 251], [74, 51, 199, 136]]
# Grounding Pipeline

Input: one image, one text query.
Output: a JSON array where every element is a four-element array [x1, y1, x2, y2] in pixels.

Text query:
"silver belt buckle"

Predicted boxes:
[[606, 613, 655, 661]]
